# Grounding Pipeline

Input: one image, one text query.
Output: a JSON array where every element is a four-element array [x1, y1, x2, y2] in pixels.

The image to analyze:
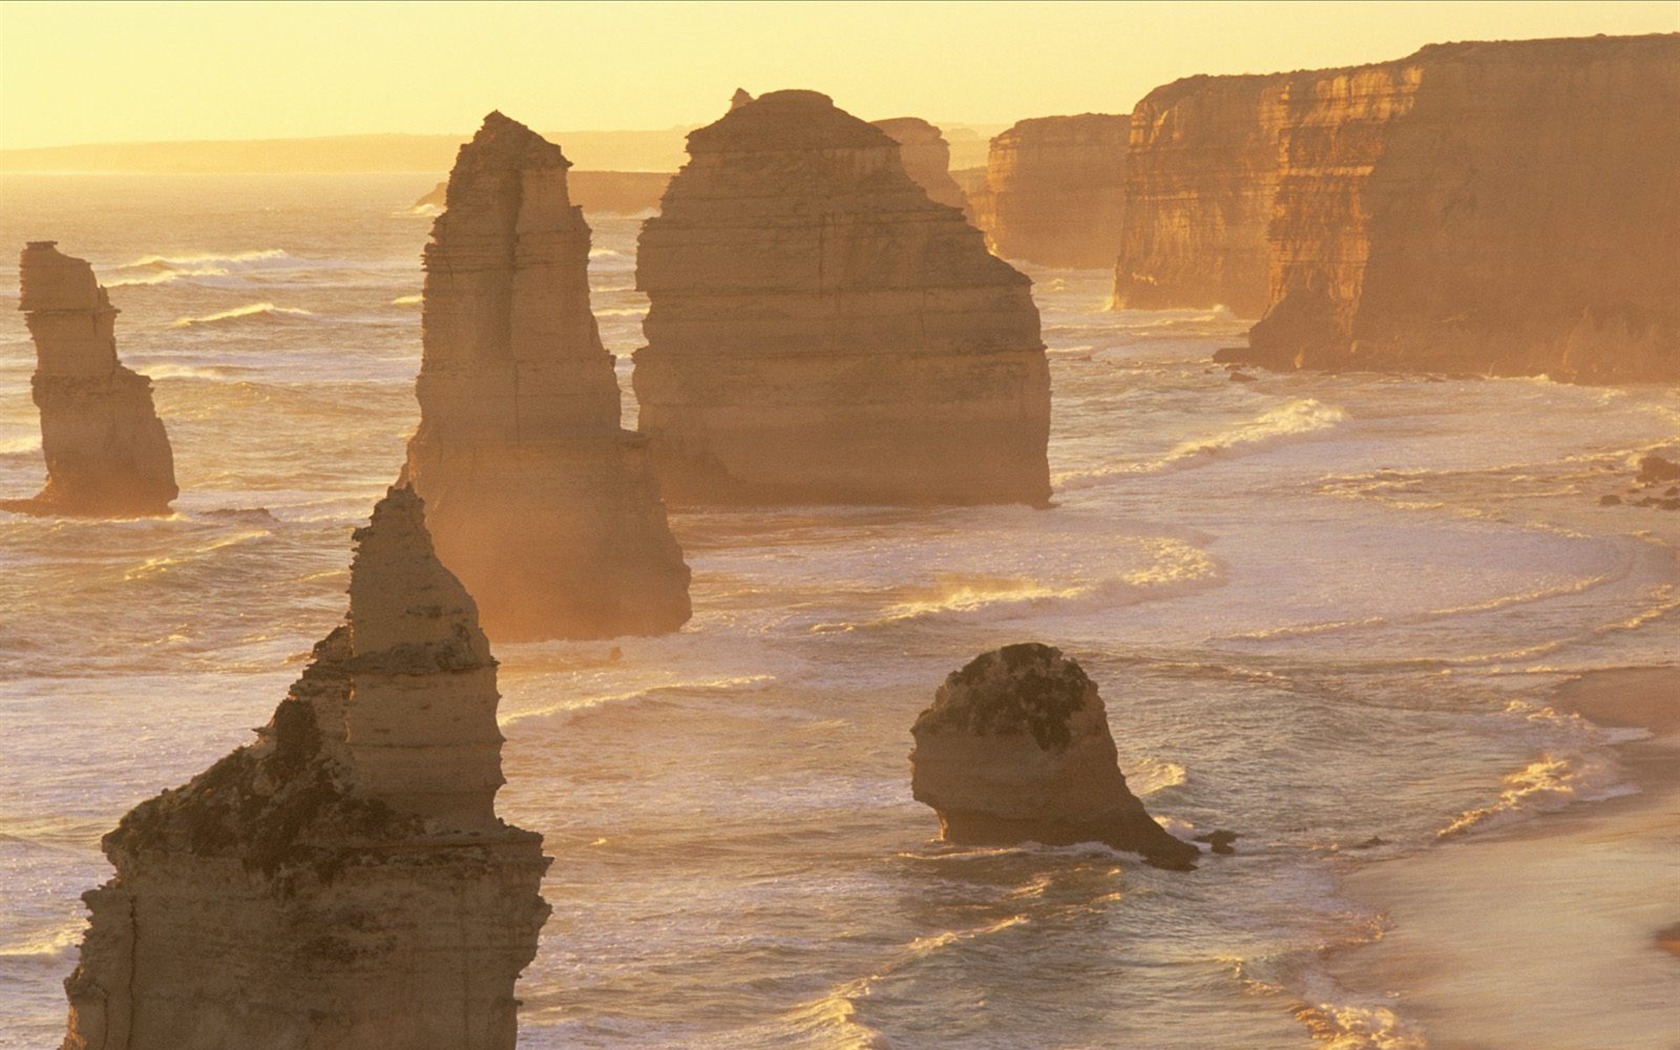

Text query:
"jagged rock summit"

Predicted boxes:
[[3, 242, 177, 516], [634, 89, 1052, 506], [403, 111, 691, 641], [60, 485, 550, 1050], [910, 643, 1200, 870]]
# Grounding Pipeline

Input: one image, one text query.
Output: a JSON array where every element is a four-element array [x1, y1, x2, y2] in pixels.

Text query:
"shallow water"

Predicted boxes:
[[1, 174, 1676, 1048]]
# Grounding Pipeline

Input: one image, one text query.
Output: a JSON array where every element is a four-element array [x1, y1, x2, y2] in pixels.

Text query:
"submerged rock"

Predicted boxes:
[[60, 485, 550, 1050], [1637, 455, 1680, 485], [634, 89, 1051, 506], [403, 112, 691, 641], [910, 643, 1200, 870], [3, 242, 177, 516]]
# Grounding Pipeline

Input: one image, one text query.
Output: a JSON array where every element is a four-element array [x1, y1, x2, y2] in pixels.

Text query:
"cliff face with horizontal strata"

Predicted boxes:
[[403, 112, 690, 641], [1248, 34, 1680, 380], [1120, 34, 1679, 380], [1112, 78, 1283, 317], [61, 486, 549, 1050], [634, 90, 1051, 506], [4, 242, 177, 516], [979, 114, 1130, 269]]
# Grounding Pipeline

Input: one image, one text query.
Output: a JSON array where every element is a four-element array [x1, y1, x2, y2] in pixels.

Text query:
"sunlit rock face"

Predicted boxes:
[[1245, 34, 1680, 381], [870, 117, 972, 215], [978, 115, 1129, 269], [910, 643, 1200, 871], [3, 242, 177, 516], [1120, 34, 1679, 380], [634, 90, 1051, 506], [1112, 77, 1283, 318], [403, 112, 691, 641], [60, 486, 550, 1050]]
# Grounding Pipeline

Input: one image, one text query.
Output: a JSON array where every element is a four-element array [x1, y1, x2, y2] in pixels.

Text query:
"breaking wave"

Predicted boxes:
[[1056, 398, 1347, 489], [105, 249, 294, 286], [169, 302, 317, 328], [812, 543, 1224, 632], [1437, 734, 1634, 840]]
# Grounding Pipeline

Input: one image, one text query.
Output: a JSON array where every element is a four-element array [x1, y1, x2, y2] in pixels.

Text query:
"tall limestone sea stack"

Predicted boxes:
[[634, 90, 1051, 506], [1117, 34, 1679, 380], [403, 112, 690, 641], [977, 115, 1130, 269], [3, 242, 177, 516], [910, 643, 1200, 871], [60, 485, 549, 1050]]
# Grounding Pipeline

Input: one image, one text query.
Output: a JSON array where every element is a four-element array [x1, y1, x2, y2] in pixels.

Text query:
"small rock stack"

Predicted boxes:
[[911, 643, 1199, 870], [6, 242, 177, 516]]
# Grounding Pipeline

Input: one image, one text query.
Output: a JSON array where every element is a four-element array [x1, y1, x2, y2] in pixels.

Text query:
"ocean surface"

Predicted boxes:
[[1, 173, 1676, 1049]]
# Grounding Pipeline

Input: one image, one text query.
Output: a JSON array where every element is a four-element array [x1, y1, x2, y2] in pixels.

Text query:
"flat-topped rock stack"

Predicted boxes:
[[4, 242, 177, 516], [60, 486, 550, 1050], [403, 112, 690, 641], [911, 643, 1200, 870], [634, 89, 1051, 506], [978, 114, 1130, 269], [870, 117, 972, 215]]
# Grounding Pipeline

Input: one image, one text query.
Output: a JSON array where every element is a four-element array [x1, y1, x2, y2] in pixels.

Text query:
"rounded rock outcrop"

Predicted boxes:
[[910, 643, 1199, 870]]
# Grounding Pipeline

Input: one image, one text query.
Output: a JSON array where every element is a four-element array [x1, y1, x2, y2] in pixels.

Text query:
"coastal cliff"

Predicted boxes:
[[978, 115, 1130, 269], [634, 90, 1051, 506], [4, 242, 177, 516], [403, 112, 690, 641], [1118, 33, 1679, 379], [870, 117, 971, 215], [1246, 34, 1680, 380], [911, 644, 1199, 870], [60, 486, 550, 1050], [1113, 77, 1282, 317]]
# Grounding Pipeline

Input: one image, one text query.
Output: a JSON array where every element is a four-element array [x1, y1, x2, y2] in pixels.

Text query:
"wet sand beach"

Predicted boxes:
[[1327, 667, 1680, 1050]]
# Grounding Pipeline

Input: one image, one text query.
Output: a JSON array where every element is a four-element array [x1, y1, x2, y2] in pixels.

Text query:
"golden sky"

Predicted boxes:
[[2, 0, 1676, 148]]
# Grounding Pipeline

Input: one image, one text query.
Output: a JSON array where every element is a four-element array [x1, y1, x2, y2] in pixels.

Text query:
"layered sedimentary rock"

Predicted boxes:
[[1245, 35, 1680, 380], [1120, 34, 1679, 379], [1113, 77, 1283, 317], [403, 112, 690, 641], [634, 90, 1051, 506], [910, 643, 1200, 870], [3, 242, 177, 516], [61, 486, 549, 1050], [977, 115, 1129, 268], [870, 117, 971, 215]]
